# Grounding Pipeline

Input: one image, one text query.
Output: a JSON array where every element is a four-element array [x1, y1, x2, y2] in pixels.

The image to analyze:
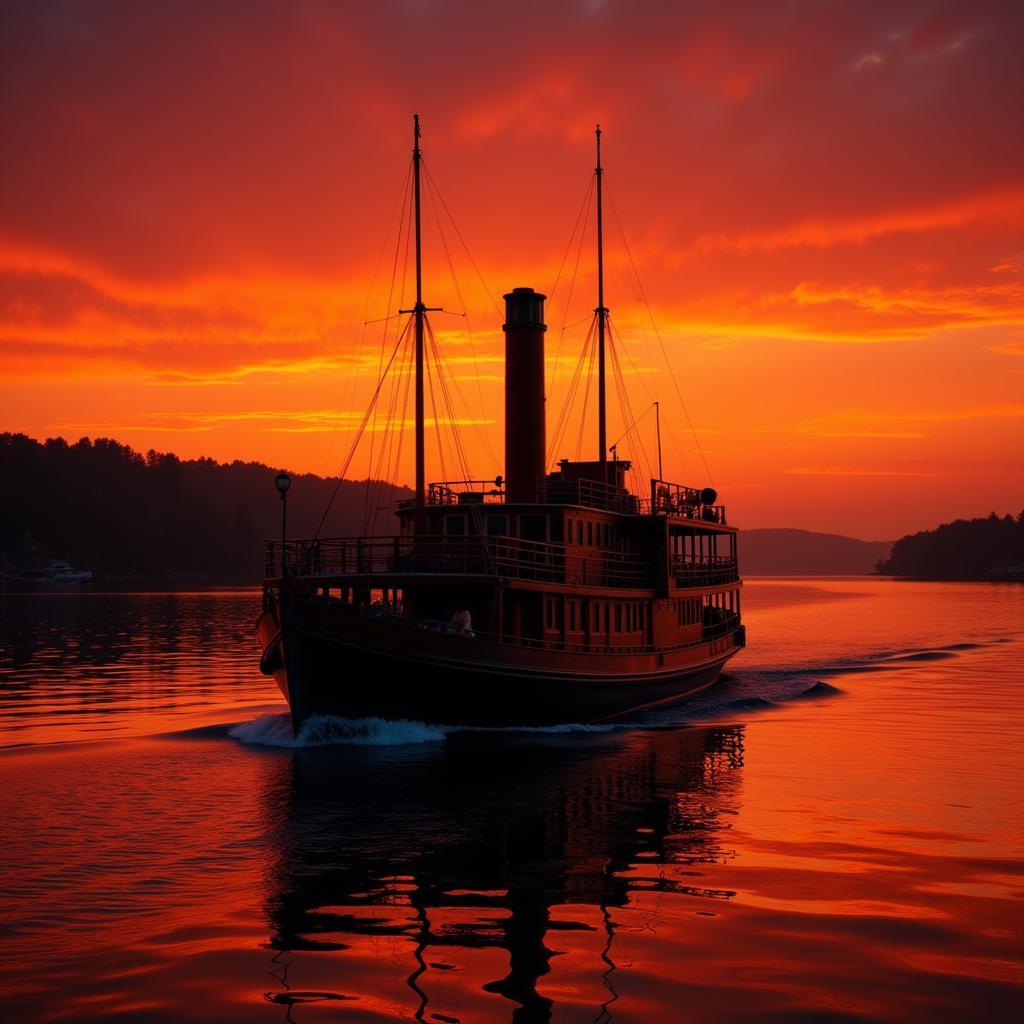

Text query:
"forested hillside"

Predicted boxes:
[[0, 434, 410, 582], [876, 512, 1024, 579]]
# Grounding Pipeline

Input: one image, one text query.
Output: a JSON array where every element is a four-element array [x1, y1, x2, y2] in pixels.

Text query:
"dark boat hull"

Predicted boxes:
[[259, 590, 744, 731]]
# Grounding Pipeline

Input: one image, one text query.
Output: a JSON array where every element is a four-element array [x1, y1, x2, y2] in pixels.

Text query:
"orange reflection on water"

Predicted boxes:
[[0, 581, 1021, 1021]]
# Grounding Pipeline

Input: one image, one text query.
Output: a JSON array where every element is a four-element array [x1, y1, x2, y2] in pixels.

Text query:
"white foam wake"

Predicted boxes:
[[229, 712, 447, 748], [228, 712, 618, 748]]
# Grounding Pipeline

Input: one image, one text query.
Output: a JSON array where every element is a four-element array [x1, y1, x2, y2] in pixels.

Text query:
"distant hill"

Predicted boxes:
[[738, 529, 893, 576], [0, 433, 412, 583], [876, 512, 1024, 579]]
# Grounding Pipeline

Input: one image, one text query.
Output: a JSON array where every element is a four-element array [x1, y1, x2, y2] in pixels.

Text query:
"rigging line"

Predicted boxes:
[[547, 314, 595, 466], [609, 320, 652, 482], [561, 174, 595, 335], [365, 305, 407, 521], [427, 318, 482, 480], [603, 174, 659, 404], [368, 316, 412, 531], [368, 322, 414, 533], [366, 161, 415, 516], [607, 312, 693, 479], [424, 321, 448, 487], [428, 321, 474, 483], [548, 173, 596, 301], [608, 323, 655, 486], [314, 317, 412, 539], [425, 308, 491, 471], [365, 318, 411, 533], [550, 176, 595, 404], [662, 413, 696, 487], [604, 173, 714, 484], [373, 331, 414, 532], [423, 172, 498, 469], [322, 158, 412, 478], [561, 313, 595, 333], [421, 159, 503, 317], [575, 315, 598, 461], [610, 400, 655, 449], [549, 313, 596, 466]]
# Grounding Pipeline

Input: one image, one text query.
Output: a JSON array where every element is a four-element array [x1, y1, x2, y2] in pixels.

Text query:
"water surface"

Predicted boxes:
[[1, 579, 1021, 1021]]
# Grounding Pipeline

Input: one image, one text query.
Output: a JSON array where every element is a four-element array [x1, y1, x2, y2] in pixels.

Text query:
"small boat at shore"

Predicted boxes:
[[11, 559, 93, 586], [257, 118, 745, 732]]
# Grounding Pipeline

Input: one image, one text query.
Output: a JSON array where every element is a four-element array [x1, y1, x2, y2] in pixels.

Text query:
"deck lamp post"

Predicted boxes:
[[275, 472, 291, 576]]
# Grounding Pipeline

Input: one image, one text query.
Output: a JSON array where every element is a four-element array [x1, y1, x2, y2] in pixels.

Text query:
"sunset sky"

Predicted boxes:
[[2, 0, 1022, 539]]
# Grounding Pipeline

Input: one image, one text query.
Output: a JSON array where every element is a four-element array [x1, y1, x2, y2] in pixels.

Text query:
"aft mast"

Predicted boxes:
[[407, 115, 442, 534], [412, 114, 426, 535], [595, 125, 608, 484]]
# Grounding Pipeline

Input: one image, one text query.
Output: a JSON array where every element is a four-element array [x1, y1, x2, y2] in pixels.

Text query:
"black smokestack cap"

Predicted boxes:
[[503, 287, 547, 332]]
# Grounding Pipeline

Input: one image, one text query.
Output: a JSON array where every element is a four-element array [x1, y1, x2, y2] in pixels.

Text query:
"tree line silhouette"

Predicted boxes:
[[876, 511, 1024, 579], [0, 434, 410, 583]]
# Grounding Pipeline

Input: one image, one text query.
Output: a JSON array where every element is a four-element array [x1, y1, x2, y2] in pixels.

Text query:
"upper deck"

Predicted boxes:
[[269, 465, 739, 593], [404, 469, 731, 529]]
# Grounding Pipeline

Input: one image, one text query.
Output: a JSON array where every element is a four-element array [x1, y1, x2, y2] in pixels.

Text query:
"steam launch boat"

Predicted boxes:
[[257, 119, 745, 731]]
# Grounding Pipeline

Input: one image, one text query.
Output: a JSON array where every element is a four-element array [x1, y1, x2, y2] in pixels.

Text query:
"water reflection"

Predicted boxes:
[[0, 591, 267, 745], [263, 726, 744, 1021]]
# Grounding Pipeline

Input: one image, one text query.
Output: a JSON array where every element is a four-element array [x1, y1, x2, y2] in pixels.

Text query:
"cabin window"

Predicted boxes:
[[577, 521, 584, 545], [519, 514, 547, 542], [445, 514, 466, 536], [566, 518, 573, 543], [544, 596, 563, 631], [485, 514, 508, 537], [592, 603, 600, 631], [615, 603, 623, 633]]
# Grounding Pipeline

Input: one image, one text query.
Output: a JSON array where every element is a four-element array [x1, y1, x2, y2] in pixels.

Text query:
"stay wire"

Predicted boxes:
[[365, 160, 414, 521], [604, 174, 715, 485], [421, 159, 503, 319], [315, 316, 413, 539], [547, 314, 595, 466], [322, 159, 412, 479], [423, 171, 498, 470]]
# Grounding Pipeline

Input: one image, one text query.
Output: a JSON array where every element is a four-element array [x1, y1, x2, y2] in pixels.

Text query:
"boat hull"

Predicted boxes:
[[261, 590, 743, 731]]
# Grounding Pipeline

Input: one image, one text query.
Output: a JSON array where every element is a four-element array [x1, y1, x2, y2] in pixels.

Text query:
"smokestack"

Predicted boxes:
[[503, 287, 547, 504]]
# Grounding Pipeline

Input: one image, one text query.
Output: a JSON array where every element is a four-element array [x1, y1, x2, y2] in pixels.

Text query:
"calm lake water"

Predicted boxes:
[[1, 579, 1021, 1022]]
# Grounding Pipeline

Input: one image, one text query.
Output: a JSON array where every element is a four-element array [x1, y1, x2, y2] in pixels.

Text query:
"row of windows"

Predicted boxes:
[[676, 597, 701, 626], [566, 516, 620, 550], [676, 590, 741, 625], [669, 532, 736, 559], [442, 513, 515, 538], [708, 590, 740, 614], [544, 596, 647, 634]]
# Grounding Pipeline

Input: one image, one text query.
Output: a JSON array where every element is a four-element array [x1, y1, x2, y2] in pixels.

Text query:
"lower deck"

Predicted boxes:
[[276, 573, 742, 656], [259, 588, 746, 728]]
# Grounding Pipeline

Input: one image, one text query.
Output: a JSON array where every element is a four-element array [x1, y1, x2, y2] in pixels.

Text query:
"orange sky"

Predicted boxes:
[[2, 0, 1022, 539]]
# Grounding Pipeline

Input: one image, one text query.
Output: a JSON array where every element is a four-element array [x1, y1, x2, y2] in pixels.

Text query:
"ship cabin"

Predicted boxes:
[[273, 288, 741, 661], [384, 464, 740, 657]]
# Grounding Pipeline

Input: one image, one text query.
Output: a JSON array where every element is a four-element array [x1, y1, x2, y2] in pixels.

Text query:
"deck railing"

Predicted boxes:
[[672, 557, 740, 588], [266, 535, 654, 589], [650, 479, 727, 524]]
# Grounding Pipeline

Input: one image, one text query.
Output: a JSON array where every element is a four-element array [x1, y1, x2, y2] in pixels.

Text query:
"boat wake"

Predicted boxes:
[[229, 637, 1005, 746], [229, 712, 617, 748], [229, 713, 447, 748]]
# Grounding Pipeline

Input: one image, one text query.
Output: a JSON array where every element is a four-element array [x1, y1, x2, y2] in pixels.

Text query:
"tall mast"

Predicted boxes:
[[595, 124, 608, 481], [413, 113, 426, 535]]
